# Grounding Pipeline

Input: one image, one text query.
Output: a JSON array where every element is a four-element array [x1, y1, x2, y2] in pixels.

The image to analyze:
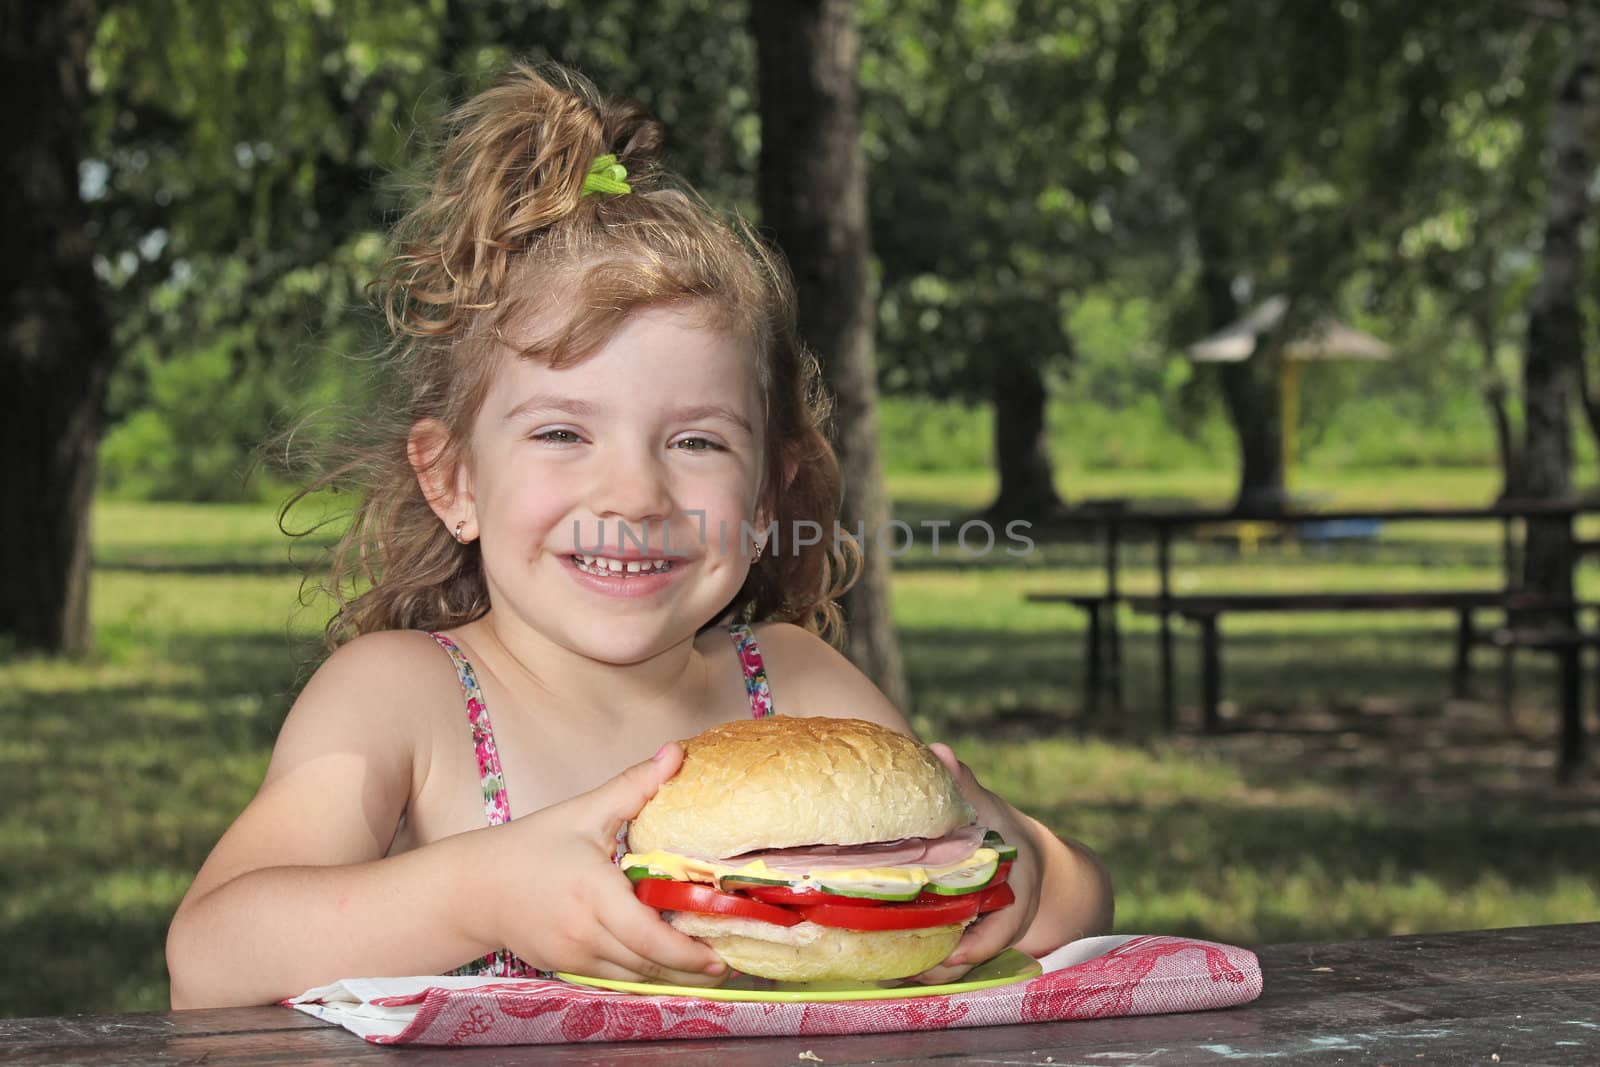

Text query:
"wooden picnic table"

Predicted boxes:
[[1119, 590, 1592, 768], [4, 923, 1597, 1064], [1031, 498, 1600, 736]]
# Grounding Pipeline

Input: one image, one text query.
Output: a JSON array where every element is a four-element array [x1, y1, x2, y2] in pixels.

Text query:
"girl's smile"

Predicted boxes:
[[564, 550, 685, 599]]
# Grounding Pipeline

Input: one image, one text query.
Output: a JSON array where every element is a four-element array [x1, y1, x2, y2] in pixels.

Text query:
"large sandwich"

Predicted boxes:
[[621, 716, 1016, 982]]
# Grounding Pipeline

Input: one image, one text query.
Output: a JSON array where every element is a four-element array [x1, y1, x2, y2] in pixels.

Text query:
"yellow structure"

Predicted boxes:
[[1187, 296, 1391, 491]]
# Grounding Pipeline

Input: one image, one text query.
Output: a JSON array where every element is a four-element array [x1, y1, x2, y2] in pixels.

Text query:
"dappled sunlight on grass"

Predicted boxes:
[[948, 733, 1600, 948], [0, 630, 286, 1015], [3, 513, 317, 1015], [886, 470, 1600, 957]]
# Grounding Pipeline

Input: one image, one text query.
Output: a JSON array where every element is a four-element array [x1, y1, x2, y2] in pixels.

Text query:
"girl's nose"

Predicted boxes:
[[591, 453, 674, 528]]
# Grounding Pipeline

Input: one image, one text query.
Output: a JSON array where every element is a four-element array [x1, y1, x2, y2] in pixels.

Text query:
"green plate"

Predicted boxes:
[[555, 948, 1042, 1003]]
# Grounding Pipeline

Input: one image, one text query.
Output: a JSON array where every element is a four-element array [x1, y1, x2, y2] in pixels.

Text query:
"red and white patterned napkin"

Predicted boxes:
[[287, 933, 1261, 1046]]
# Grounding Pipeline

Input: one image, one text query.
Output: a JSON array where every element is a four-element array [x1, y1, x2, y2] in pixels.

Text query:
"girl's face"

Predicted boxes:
[[459, 302, 767, 665]]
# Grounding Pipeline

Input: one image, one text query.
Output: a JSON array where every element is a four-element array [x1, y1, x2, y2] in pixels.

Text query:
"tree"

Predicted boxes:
[[1118, 1, 1528, 512], [87, 2, 441, 501], [750, 0, 909, 712], [1376, 100, 1540, 499], [863, 0, 1128, 519], [88, 1, 757, 503], [1518, 19, 1598, 603], [1, 0, 111, 653], [22, 0, 755, 629], [1348, 12, 1570, 503]]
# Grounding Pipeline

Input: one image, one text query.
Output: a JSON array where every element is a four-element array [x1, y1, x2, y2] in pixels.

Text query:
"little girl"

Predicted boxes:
[[165, 62, 1113, 1009]]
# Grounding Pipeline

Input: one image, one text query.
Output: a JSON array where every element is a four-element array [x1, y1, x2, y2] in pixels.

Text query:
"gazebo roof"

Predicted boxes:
[[1186, 296, 1392, 363]]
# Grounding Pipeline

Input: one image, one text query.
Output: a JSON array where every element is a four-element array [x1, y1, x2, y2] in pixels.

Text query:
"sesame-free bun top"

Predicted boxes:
[[628, 716, 976, 859]]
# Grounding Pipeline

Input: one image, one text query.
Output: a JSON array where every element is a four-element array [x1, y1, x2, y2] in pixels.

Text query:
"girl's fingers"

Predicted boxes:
[[915, 912, 1017, 985], [927, 741, 979, 787], [913, 961, 970, 985], [953, 913, 1015, 966], [564, 949, 676, 984], [595, 946, 726, 988], [589, 937, 726, 988], [599, 899, 727, 985], [580, 742, 685, 829], [541, 922, 716, 987]]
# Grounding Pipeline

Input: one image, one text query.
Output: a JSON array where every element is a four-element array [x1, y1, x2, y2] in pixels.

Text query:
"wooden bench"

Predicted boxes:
[[1123, 591, 1589, 778], [1488, 626, 1600, 779], [1022, 590, 1569, 719], [1023, 593, 1124, 717]]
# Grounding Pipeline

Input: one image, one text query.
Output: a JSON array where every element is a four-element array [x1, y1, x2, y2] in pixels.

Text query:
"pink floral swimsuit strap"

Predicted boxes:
[[727, 623, 775, 718], [429, 632, 512, 825], [428, 631, 539, 979]]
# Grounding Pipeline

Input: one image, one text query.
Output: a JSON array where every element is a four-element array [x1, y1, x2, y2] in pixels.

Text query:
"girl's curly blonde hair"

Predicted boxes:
[[291, 63, 858, 650]]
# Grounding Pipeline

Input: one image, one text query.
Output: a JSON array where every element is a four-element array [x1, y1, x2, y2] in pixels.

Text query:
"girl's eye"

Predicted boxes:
[[532, 429, 582, 444], [672, 436, 725, 453]]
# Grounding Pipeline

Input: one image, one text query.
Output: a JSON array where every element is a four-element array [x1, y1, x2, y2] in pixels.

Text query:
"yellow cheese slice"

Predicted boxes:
[[620, 847, 999, 891]]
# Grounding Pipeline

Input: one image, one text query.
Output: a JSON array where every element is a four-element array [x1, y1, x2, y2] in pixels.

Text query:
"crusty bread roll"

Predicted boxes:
[[666, 913, 966, 982], [628, 716, 976, 858]]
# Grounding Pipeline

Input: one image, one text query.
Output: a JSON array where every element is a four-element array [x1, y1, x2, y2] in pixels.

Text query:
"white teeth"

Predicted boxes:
[[572, 554, 673, 577]]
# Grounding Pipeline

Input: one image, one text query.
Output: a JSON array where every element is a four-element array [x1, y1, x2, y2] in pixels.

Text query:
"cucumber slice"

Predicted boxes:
[[816, 878, 924, 902], [719, 872, 797, 891], [983, 830, 1019, 862], [624, 865, 669, 883], [925, 855, 1001, 895]]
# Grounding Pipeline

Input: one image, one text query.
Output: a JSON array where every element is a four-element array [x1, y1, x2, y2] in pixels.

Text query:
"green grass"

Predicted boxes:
[[2, 468, 1598, 1018]]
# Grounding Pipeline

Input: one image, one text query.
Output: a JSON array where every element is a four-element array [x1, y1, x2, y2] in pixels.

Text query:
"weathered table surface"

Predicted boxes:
[[5, 923, 1597, 1065]]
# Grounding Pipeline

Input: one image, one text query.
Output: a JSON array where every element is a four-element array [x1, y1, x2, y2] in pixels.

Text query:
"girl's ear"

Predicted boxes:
[[408, 419, 474, 531], [755, 459, 801, 529]]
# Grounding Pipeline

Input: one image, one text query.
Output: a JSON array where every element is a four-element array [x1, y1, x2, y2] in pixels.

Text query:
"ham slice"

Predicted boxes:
[[723, 824, 988, 874]]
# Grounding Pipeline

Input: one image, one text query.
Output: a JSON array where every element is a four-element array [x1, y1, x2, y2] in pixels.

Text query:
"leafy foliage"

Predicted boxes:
[[81, 0, 1600, 502], [89, 0, 756, 501]]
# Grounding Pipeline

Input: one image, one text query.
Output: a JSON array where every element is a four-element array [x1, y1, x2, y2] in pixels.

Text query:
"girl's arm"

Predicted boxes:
[[753, 623, 1115, 976], [167, 632, 489, 1006], [167, 633, 721, 1007]]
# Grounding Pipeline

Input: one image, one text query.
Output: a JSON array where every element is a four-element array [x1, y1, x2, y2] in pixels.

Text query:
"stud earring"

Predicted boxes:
[[750, 537, 766, 564], [453, 520, 467, 544]]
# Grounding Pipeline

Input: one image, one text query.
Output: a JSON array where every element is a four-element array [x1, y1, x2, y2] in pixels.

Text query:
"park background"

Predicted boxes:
[[5, 0, 1600, 1018]]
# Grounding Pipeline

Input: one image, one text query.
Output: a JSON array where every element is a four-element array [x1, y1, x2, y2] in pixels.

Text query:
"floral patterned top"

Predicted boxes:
[[429, 623, 775, 978]]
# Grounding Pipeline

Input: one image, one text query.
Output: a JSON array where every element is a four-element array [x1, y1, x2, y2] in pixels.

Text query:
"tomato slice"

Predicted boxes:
[[635, 879, 802, 927], [798, 892, 981, 931], [741, 884, 891, 908], [977, 881, 1015, 913]]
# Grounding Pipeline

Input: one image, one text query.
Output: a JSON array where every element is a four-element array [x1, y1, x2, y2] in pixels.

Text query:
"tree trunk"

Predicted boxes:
[[985, 294, 1064, 521], [1218, 351, 1287, 515], [1195, 223, 1286, 514], [1469, 305, 1518, 501], [1518, 34, 1596, 606], [750, 0, 909, 712], [0, 0, 111, 654], [987, 354, 1063, 521]]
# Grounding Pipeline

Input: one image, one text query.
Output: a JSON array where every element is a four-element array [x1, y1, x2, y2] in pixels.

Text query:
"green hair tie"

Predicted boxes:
[[581, 153, 632, 197]]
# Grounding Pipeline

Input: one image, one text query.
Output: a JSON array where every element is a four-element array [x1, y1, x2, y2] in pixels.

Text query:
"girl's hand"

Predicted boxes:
[[479, 743, 727, 986], [915, 742, 1044, 985]]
